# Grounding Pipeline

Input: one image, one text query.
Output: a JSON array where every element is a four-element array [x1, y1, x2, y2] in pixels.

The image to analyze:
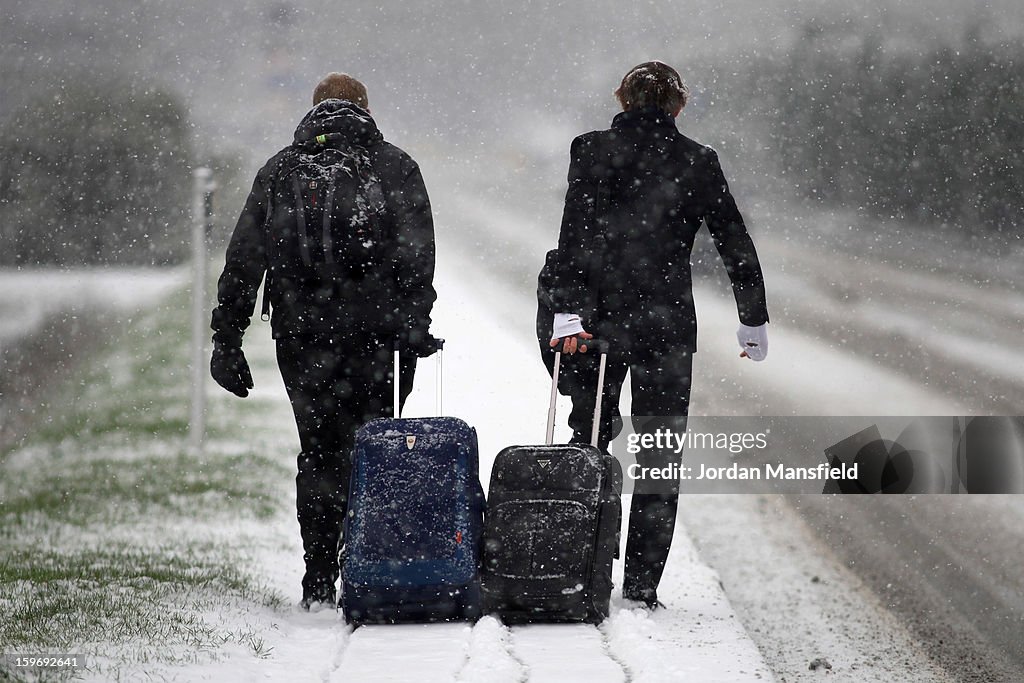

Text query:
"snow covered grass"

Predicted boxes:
[[0, 281, 295, 681]]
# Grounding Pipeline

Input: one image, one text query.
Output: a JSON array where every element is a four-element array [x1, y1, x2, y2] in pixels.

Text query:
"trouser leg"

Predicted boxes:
[[622, 349, 693, 599], [294, 450, 347, 597], [276, 336, 416, 600]]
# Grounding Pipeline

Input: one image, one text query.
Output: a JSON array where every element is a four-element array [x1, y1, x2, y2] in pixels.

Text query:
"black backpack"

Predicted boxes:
[[266, 138, 387, 282]]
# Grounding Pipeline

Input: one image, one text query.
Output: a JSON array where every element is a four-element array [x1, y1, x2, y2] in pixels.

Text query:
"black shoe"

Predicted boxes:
[[300, 584, 337, 612], [622, 587, 665, 610]]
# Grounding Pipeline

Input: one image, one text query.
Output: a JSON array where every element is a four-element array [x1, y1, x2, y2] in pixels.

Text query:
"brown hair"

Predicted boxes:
[[614, 61, 689, 114], [312, 73, 368, 109]]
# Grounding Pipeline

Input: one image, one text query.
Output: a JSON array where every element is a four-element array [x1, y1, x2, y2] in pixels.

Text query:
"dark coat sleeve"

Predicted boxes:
[[210, 163, 272, 346], [390, 156, 437, 341], [703, 149, 770, 326], [551, 134, 602, 319]]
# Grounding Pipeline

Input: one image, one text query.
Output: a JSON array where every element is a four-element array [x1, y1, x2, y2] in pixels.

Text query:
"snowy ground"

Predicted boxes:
[[144, 246, 776, 683], [0, 247, 777, 682]]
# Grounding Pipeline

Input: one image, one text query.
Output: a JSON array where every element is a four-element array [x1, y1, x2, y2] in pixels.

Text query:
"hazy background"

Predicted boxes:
[[4, 0, 1024, 425], [3, 0, 1022, 267]]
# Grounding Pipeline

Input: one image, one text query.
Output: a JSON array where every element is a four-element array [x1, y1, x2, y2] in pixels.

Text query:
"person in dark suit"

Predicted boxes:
[[546, 61, 770, 608]]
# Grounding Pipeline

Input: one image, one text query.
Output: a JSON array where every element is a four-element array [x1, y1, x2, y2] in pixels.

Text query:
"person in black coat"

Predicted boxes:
[[210, 73, 437, 611], [547, 61, 770, 608]]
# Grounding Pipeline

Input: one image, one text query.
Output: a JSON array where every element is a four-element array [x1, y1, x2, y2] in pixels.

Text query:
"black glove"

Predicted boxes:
[[210, 343, 253, 397]]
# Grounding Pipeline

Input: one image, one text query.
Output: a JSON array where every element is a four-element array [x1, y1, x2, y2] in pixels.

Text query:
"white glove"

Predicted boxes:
[[552, 313, 585, 339], [737, 323, 768, 361]]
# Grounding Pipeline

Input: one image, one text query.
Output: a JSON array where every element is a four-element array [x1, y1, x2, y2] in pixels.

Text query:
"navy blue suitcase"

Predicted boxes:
[[341, 344, 485, 625]]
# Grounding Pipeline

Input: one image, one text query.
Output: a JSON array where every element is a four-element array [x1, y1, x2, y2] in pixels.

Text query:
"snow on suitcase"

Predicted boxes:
[[341, 341, 485, 625], [481, 341, 622, 624]]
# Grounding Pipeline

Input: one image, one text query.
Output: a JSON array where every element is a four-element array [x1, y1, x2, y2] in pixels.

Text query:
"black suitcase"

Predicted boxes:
[[480, 342, 621, 624]]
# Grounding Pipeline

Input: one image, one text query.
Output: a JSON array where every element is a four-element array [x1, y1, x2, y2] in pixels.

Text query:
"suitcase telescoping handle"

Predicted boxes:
[[393, 338, 445, 418], [546, 339, 609, 447]]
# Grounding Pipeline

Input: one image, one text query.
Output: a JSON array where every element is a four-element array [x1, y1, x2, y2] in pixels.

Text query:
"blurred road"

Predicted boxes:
[[685, 197, 1024, 681], [794, 495, 1024, 681]]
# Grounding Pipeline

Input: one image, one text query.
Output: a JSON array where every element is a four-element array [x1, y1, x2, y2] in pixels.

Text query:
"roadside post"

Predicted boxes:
[[189, 168, 216, 456]]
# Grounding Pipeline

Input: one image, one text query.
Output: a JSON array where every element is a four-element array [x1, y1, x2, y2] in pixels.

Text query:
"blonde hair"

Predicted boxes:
[[312, 73, 368, 109], [614, 61, 688, 114]]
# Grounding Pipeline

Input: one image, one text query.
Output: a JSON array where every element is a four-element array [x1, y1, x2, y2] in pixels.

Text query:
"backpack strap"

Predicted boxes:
[[260, 179, 277, 323], [259, 149, 296, 322], [292, 174, 314, 268], [321, 176, 337, 264], [357, 147, 387, 256], [260, 276, 272, 321]]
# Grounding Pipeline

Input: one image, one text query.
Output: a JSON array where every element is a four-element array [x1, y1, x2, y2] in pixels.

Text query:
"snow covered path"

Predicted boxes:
[[510, 625, 624, 682], [334, 624, 473, 681], [178, 243, 775, 682]]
